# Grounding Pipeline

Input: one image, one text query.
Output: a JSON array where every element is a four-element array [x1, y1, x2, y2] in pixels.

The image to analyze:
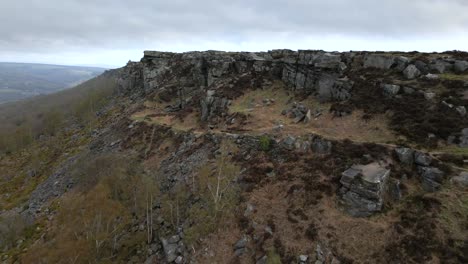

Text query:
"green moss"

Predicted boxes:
[[259, 135, 272, 151]]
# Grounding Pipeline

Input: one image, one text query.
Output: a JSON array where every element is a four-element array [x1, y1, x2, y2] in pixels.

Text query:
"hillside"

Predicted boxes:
[[0, 50, 467, 264], [0, 62, 107, 103]]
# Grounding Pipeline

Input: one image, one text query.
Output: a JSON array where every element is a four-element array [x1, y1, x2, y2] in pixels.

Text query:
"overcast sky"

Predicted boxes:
[[1, 0, 467, 68]]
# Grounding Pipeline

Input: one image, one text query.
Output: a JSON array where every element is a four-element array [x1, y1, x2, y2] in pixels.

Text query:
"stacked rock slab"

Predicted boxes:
[[339, 163, 390, 217]]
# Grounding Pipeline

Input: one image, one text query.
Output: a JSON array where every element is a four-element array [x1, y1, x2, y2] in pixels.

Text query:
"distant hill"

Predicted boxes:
[[0, 62, 107, 103]]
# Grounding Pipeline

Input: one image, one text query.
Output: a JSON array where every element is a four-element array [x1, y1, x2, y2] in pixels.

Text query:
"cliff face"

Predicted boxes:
[[118, 50, 467, 141], [121, 49, 467, 101]]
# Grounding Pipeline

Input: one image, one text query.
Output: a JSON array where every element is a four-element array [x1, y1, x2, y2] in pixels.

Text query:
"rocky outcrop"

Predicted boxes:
[[339, 163, 390, 217]]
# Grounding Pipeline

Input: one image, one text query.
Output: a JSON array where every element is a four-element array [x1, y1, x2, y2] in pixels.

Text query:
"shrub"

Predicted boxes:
[[259, 135, 271, 151]]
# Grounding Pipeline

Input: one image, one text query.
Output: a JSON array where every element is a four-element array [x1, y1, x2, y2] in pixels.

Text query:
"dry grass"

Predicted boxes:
[[246, 180, 396, 263], [229, 85, 396, 143]]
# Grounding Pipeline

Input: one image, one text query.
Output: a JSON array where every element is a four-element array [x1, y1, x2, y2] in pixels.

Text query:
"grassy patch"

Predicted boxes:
[[440, 73, 468, 81], [437, 146, 468, 156]]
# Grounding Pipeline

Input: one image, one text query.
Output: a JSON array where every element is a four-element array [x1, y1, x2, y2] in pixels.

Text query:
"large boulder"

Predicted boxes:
[[339, 163, 390, 217], [363, 54, 395, 69], [403, 65, 421, 79], [418, 166, 444, 192]]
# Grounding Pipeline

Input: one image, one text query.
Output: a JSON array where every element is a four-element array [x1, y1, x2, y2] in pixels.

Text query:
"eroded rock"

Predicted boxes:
[[339, 163, 390, 217]]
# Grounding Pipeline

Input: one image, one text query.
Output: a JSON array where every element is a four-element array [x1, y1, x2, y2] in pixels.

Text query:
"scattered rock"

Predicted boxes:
[[403, 65, 421, 79]]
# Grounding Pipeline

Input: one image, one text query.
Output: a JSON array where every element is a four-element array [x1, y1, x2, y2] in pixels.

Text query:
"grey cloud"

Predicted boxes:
[[0, 0, 467, 64]]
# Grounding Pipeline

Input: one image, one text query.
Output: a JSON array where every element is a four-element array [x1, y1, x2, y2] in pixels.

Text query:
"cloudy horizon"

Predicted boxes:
[[1, 0, 468, 68]]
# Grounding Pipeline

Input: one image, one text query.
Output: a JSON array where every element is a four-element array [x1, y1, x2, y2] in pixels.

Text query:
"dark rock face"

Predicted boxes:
[[339, 163, 390, 217], [363, 54, 395, 69]]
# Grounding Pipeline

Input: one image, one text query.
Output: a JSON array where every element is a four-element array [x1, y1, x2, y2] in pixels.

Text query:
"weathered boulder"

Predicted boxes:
[[454, 60, 468, 73], [363, 54, 395, 69], [403, 65, 421, 79], [382, 84, 400, 97], [395, 147, 414, 165], [414, 152, 432, 166], [339, 163, 390, 217], [418, 166, 444, 192]]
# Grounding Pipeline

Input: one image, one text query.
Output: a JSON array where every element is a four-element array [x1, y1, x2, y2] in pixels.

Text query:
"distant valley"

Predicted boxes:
[[0, 62, 107, 103]]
